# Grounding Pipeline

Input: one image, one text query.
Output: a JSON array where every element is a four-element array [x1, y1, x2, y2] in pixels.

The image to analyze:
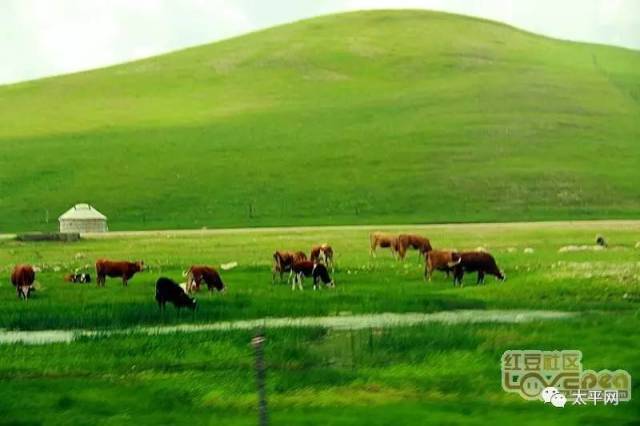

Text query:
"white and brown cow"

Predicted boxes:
[[11, 264, 35, 300], [310, 244, 334, 271]]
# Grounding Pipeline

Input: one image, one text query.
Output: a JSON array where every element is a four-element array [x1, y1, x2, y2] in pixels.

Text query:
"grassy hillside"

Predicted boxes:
[[0, 10, 638, 232]]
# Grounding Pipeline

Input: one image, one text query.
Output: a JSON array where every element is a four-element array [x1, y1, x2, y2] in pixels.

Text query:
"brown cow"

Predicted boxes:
[[397, 234, 433, 260], [185, 265, 225, 293], [310, 244, 334, 271], [95, 259, 144, 287], [452, 251, 505, 286], [291, 260, 334, 291], [424, 250, 461, 282], [369, 232, 399, 258], [11, 264, 35, 300], [272, 250, 307, 284]]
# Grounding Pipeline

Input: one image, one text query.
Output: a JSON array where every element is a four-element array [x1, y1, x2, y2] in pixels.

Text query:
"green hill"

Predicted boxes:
[[1, 10, 638, 232]]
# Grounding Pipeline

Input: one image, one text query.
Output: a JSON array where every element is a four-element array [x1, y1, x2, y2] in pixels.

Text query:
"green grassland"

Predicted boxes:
[[1, 10, 639, 232], [0, 221, 639, 424]]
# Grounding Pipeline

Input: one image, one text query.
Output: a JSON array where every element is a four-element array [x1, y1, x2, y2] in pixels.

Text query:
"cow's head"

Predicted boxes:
[[136, 261, 145, 271], [211, 278, 225, 292], [315, 264, 333, 285]]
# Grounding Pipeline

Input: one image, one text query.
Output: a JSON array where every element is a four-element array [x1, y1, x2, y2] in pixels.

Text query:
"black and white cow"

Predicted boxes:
[[291, 260, 334, 290]]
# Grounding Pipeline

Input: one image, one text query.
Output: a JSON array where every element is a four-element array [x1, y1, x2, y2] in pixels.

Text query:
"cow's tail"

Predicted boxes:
[[447, 254, 462, 268]]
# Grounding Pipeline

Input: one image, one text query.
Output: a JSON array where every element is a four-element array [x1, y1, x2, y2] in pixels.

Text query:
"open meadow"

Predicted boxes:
[[1, 221, 639, 424]]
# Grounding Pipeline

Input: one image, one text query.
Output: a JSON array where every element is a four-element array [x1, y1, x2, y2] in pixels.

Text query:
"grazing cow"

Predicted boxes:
[[185, 265, 225, 293], [64, 273, 92, 283], [95, 259, 144, 287], [155, 277, 197, 311], [424, 250, 461, 282], [291, 260, 334, 291], [452, 251, 505, 286], [11, 264, 35, 300], [369, 232, 399, 258], [310, 244, 334, 270], [397, 234, 433, 260], [272, 250, 307, 284]]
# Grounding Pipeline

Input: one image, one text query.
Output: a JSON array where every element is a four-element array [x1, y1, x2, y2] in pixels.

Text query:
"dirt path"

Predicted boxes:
[[73, 220, 640, 239], [2, 220, 637, 241], [0, 309, 575, 345]]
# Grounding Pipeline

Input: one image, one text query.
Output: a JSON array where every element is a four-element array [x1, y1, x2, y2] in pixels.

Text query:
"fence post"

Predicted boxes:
[[252, 332, 268, 425]]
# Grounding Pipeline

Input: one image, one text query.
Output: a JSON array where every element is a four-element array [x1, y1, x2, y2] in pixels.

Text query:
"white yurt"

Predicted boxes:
[[58, 203, 108, 233]]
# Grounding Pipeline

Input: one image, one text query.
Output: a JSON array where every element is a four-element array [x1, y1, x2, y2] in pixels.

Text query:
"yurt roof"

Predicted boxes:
[[58, 204, 107, 221]]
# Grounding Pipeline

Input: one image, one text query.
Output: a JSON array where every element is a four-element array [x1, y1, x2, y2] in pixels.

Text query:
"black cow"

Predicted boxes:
[[155, 277, 197, 310], [452, 251, 505, 286]]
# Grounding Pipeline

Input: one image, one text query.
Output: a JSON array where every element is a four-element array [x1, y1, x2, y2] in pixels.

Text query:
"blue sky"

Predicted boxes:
[[1, 0, 639, 85]]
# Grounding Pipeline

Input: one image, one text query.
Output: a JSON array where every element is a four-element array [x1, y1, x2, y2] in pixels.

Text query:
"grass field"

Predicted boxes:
[[1, 10, 639, 232], [1, 221, 639, 424]]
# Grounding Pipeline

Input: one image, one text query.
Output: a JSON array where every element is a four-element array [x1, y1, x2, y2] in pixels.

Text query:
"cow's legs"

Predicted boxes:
[[453, 269, 463, 287], [297, 274, 304, 291], [425, 259, 434, 282], [477, 271, 485, 285], [424, 265, 431, 282]]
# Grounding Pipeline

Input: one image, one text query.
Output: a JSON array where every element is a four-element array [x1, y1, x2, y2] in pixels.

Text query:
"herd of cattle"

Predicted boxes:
[[8, 234, 504, 309], [370, 232, 505, 284]]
